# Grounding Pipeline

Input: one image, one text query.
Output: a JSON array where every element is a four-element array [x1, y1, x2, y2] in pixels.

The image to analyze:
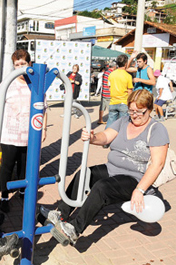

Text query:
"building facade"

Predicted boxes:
[[114, 21, 176, 70], [55, 15, 135, 48], [17, 0, 74, 40]]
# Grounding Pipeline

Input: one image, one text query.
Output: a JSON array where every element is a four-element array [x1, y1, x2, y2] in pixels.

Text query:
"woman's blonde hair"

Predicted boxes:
[[127, 89, 153, 111]]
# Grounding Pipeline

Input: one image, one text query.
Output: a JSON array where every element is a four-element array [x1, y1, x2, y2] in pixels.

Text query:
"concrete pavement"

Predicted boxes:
[[1, 95, 176, 265]]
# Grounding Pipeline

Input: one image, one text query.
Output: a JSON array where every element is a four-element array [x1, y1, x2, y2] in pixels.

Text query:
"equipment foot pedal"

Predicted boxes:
[[51, 223, 70, 246]]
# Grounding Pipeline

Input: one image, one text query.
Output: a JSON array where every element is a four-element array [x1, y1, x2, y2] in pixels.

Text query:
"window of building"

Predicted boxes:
[[33, 21, 35, 31], [45, 22, 54, 29], [37, 21, 39, 31]]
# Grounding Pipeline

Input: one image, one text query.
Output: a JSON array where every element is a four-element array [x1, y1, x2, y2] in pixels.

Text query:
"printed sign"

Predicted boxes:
[[83, 26, 96, 37], [31, 114, 43, 131], [35, 40, 92, 101]]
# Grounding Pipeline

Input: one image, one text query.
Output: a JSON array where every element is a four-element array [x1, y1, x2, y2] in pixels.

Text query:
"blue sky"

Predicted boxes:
[[74, 0, 121, 11]]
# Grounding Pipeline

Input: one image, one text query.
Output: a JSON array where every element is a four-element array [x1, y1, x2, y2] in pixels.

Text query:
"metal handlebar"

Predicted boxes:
[[57, 72, 91, 207]]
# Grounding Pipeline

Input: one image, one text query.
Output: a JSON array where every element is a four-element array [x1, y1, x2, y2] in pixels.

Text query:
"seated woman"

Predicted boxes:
[[39, 89, 169, 246]]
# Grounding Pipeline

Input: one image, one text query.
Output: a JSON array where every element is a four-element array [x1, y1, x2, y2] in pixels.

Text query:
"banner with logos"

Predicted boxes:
[[35, 40, 91, 101]]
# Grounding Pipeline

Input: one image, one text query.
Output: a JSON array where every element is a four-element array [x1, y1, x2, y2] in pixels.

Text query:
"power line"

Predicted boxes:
[[17, 12, 108, 24], [43, 0, 113, 16], [74, 0, 114, 11], [20, 0, 58, 12], [19, 0, 114, 16]]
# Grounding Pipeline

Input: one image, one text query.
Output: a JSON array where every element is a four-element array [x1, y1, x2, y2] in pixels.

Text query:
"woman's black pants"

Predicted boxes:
[[0, 144, 27, 198], [57, 164, 138, 234]]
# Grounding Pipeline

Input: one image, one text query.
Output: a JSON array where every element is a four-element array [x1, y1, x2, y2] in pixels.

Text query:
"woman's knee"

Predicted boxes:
[[91, 179, 108, 194]]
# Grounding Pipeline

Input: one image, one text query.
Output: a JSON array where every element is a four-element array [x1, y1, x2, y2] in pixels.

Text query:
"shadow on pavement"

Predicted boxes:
[[71, 198, 171, 253], [40, 152, 82, 177], [74, 203, 163, 253], [33, 236, 58, 265]]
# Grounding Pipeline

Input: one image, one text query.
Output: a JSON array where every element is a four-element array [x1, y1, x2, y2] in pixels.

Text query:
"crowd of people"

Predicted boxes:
[[0, 49, 174, 253], [95, 51, 174, 125]]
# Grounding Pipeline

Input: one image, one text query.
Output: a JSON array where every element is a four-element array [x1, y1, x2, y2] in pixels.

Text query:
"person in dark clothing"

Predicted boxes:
[[66, 64, 82, 119], [66, 64, 82, 101]]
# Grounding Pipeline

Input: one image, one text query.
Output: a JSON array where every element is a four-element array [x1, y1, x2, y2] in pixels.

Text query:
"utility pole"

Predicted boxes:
[[2, 0, 18, 80], [0, 0, 6, 82], [134, 0, 145, 52]]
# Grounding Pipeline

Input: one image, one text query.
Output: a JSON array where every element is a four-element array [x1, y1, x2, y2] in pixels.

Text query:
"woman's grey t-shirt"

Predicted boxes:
[[106, 116, 170, 183]]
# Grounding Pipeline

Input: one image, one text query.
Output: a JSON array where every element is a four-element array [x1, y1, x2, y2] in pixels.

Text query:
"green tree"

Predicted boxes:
[[121, 0, 138, 15], [104, 7, 110, 11], [164, 12, 176, 24], [151, 1, 157, 9], [145, 14, 152, 22], [78, 10, 101, 19]]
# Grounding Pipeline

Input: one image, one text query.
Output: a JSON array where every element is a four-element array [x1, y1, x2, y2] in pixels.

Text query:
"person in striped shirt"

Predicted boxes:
[[97, 61, 117, 124]]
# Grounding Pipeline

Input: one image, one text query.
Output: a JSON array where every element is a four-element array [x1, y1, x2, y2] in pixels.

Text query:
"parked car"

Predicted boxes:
[[91, 60, 105, 70]]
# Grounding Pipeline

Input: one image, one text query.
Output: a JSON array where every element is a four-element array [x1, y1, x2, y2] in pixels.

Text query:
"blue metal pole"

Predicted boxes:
[[20, 64, 58, 265]]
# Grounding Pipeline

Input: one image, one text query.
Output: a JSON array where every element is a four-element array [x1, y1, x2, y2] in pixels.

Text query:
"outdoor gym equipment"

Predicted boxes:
[[0, 63, 91, 264]]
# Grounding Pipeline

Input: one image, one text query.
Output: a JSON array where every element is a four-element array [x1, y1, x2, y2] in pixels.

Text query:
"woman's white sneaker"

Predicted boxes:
[[40, 205, 61, 225]]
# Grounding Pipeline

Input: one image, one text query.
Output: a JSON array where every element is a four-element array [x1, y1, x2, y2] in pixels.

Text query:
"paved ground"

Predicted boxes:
[[1, 95, 176, 265]]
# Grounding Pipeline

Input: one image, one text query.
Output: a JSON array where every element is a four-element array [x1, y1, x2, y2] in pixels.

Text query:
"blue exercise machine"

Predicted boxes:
[[0, 63, 91, 264]]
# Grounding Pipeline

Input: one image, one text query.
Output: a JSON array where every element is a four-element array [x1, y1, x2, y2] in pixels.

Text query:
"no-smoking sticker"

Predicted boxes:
[[31, 114, 43, 131]]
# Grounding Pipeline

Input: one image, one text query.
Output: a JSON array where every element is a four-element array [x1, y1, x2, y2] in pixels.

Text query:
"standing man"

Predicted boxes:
[[127, 51, 155, 92], [97, 61, 117, 124], [105, 54, 133, 129]]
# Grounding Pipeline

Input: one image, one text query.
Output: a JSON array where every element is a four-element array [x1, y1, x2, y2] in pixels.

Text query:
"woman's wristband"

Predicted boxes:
[[136, 186, 145, 194]]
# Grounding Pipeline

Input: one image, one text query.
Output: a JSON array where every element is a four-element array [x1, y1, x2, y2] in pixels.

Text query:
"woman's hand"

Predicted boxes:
[[81, 128, 94, 142], [131, 188, 145, 213], [131, 50, 138, 60], [133, 78, 140, 83]]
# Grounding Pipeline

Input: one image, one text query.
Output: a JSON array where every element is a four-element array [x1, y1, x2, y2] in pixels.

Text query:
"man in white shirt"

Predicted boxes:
[[154, 69, 173, 121]]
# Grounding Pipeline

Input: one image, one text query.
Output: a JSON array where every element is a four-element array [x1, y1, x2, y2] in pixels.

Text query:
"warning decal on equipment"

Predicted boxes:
[[31, 114, 43, 131], [33, 102, 44, 110]]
